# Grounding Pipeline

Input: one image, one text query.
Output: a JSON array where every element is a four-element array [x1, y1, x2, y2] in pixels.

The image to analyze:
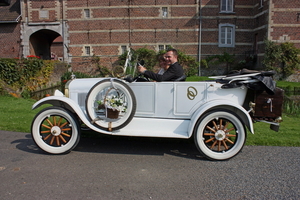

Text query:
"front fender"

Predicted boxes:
[[188, 99, 254, 137], [32, 96, 76, 110], [32, 96, 113, 134]]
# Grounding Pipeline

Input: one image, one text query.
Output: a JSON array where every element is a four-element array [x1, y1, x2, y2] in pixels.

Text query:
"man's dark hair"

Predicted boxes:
[[166, 48, 178, 57]]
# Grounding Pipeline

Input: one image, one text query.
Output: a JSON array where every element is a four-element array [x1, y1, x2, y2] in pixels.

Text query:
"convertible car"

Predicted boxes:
[[31, 70, 283, 160]]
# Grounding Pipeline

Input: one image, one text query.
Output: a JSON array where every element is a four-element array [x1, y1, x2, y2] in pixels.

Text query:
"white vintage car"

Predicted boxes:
[[31, 70, 283, 160]]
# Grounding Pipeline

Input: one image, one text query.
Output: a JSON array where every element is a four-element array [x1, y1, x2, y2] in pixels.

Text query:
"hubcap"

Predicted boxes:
[[215, 130, 226, 140], [51, 126, 61, 136]]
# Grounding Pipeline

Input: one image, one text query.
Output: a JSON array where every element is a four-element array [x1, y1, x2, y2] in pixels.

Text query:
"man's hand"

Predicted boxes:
[[137, 65, 147, 74]]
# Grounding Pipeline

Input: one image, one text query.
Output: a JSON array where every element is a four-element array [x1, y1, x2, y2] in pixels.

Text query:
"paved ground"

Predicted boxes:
[[0, 130, 299, 200]]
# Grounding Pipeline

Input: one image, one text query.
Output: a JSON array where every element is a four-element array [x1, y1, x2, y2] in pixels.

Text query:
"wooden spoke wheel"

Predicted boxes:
[[194, 110, 246, 160], [31, 107, 80, 154]]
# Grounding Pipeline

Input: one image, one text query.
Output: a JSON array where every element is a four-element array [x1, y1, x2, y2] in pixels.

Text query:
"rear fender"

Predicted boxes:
[[32, 96, 112, 134], [188, 99, 254, 137]]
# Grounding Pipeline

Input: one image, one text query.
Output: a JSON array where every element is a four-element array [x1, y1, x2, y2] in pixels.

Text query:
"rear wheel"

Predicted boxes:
[[31, 107, 81, 154], [194, 110, 246, 160]]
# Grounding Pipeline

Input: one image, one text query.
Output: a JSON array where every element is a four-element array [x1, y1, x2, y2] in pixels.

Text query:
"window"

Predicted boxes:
[[219, 24, 235, 47], [220, 0, 233, 13], [81, 45, 93, 56], [84, 9, 90, 18], [162, 7, 168, 18], [158, 45, 170, 51], [158, 45, 165, 51], [84, 46, 91, 55], [121, 46, 127, 54]]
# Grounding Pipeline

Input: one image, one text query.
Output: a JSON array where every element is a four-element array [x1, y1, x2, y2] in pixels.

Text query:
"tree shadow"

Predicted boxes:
[[11, 133, 48, 155]]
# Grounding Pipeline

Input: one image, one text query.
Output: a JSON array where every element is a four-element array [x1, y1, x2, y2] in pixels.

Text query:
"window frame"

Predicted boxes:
[[220, 0, 234, 13], [84, 9, 91, 18], [158, 45, 165, 51], [157, 44, 170, 52], [218, 24, 235, 47], [84, 46, 91, 56], [161, 7, 168, 18], [121, 45, 128, 55]]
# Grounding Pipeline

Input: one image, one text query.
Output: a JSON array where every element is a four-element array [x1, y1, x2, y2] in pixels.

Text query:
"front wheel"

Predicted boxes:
[[31, 107, 81, 154], [194, 110, 246, 160]]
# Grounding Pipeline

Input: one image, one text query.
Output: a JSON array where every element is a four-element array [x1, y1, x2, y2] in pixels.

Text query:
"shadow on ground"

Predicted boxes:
[[75, 130, 205, 160], [11, 130, 206, 160]]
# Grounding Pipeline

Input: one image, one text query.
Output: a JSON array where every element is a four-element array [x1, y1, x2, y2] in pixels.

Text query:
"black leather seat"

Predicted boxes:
[[175, 74, 186, 81]]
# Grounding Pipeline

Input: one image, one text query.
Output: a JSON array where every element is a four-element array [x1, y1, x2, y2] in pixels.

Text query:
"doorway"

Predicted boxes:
[[29, 29, 63, 60]]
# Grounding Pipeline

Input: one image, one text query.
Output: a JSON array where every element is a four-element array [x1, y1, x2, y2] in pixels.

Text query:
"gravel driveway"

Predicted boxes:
[[0, 130, 299, 200]]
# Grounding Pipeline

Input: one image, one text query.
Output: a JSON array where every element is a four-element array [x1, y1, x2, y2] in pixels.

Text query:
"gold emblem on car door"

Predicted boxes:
[[187, 86, 198, 100]]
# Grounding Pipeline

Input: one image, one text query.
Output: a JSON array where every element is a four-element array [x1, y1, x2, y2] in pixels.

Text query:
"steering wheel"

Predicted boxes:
[[133, 74, 150, 82], [124, 60, 150, 82], [124, 74, 150, 82]]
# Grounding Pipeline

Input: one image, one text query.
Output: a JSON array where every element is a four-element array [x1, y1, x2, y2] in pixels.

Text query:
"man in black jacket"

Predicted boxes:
[[137, 48, 185, 82]]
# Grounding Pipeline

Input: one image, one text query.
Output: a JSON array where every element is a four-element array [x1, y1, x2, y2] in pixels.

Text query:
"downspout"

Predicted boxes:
[[128, 0, 131, 48], [62, 0, 65, 62], [61, 0, 69, 64], [267, 0, 273, 41], [198, 0, 202, 76]]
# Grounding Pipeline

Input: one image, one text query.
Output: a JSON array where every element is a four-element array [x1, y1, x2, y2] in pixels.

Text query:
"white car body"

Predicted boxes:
[[31, 74, 282, 160], [33, 78, 252, 136]]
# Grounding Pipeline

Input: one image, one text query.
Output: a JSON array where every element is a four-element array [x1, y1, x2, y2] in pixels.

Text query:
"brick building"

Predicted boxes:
[[0, 0, 21, 58], [0, 0, 299, 75]]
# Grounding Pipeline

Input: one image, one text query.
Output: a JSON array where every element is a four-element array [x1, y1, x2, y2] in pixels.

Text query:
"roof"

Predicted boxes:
[[0, 0, 21, 23]]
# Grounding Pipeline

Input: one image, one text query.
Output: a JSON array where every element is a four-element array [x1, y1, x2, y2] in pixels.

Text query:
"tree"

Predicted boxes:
[[280, 42, 300, 79], [118, 47, 157, 76], [176, 50, 199, 76], [263, 40, 300, 80], [207, 52, 235, 74]]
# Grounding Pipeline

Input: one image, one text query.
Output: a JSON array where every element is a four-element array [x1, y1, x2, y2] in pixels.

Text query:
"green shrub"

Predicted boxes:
[[263, 40, 300, 80], [0, 57, 57, 97]]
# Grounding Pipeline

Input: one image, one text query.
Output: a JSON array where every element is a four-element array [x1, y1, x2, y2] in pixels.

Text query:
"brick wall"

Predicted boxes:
[[0, 24, 21, 58], [269, 0, 300, 49], [63, 0, 200, 71], [1, 0, 300, 77]]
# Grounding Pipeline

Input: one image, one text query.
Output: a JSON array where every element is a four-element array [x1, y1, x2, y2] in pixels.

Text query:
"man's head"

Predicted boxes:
[[164, 48, 178, 65]]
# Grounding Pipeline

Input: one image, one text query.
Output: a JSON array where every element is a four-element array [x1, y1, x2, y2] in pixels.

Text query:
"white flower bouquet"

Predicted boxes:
[[97, 95, 127, 112]]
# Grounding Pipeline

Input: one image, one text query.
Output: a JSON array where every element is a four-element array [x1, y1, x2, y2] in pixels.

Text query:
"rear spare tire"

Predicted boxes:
[[85, 79, 136, 131]]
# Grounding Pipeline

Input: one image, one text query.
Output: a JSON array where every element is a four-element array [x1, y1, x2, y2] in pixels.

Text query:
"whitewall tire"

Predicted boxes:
[[194, 110, 246, 160], [31, 107, 81, 154]]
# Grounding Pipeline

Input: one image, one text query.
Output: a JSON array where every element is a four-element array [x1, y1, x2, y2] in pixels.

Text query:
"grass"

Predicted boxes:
[[186, 76, 214, 81], [246, 114, 300, 146], [276, 81, 300, 88], [0, 96, 49, 132]]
